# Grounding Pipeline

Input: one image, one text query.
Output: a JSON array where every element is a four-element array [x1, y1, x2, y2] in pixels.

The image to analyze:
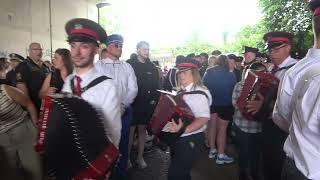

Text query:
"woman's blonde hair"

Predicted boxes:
[[208, 55, 218, 67], [177, 68, 207, 90]]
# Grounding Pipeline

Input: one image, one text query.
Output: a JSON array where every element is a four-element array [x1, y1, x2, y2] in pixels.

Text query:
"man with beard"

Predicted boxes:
[[127, 41, 160, 169], [62, 18, 122, 149]]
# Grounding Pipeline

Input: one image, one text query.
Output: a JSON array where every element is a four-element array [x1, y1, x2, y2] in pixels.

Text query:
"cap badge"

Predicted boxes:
[[74, 23, 83, 29]]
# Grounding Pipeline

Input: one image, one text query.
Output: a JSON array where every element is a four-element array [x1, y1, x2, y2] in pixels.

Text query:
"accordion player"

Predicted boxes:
[[236, 65, 279, 121], [148, 86, 209, 144], [35, 94, 119, 180]]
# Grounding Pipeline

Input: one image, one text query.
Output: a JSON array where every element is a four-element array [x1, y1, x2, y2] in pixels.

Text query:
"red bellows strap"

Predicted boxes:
[[74, 76, 82, 96]]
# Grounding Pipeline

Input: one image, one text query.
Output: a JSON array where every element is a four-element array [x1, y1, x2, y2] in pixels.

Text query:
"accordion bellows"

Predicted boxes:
[[35, 94, 118, 179], [236, 70, 279, 120]]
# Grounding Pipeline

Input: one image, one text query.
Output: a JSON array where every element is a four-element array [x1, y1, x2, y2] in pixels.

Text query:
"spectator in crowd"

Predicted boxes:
[[203, 55, 236, 165], [0, 58, 42, 180], [127, 41, 160, 169], [43, 60, 54, 71], [129, 53, 138, 60], [227, 54, 242, 82], [6, 53, 24, 86], [0, 58, 10, 84], [101, 48, 108, 59], [211, 50, 222, 56], [194, 55, 201, 62], [15, 42, 50, 111], [199, 52, 209, 77], [152, 60, 164, 88], [186, 53, 195, 58], [163, 55, 184, 91], [39, 48, 73, 98], [207, 55, 218, 67]]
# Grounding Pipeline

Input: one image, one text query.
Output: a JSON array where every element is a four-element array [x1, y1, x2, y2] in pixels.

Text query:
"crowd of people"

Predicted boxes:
[[1, 1, 320, 180]]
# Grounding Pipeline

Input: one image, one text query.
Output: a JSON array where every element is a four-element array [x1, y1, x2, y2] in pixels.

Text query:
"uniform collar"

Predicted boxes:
[[306, 48, 320, 59], [72, 67, 97, 84], [278, 56, 295, 68], [101, 57, 120, 64], [181, 83, 194, 92]]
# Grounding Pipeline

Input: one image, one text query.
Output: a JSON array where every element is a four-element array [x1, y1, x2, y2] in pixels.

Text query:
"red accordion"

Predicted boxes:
[[148, 90, 207, 144], [35, 94, 119, 180], [236, 70, 279, 120]]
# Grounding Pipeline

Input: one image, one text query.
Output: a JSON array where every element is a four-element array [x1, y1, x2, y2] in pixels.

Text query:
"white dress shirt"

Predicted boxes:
[[273, 49, 320, 131], [62, 68, 122, 147], [284, 63, 320, 179], [181, 83, 212, 137], [274, 56, 297, 81], [95, 58, 138, 112]]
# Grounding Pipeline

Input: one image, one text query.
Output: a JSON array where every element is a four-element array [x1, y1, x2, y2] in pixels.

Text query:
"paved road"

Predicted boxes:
[[128, 144, 238, 180]]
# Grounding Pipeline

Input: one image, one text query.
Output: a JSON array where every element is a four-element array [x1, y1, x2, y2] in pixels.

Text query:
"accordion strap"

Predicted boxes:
[[273, 63, 295, 74], [178, 90, 209, 100], [175, 90, 209, 134], [71, 76, 111, 95]]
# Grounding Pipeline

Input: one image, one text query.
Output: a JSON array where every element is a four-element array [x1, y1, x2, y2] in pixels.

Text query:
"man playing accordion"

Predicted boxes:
[[232, 62, 269, 180], [36, 18, 122, 179], [239, 32, 297, 180]]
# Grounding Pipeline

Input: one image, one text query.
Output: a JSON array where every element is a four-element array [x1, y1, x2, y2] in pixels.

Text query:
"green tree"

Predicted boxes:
[[259, 0, 313, 57], [172, 32, 213, 56], [218, 21, 267, 53]]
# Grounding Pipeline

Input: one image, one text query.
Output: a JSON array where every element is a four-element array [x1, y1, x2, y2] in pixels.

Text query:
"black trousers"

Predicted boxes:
[[281, 157, 310, 180], [168, 132, 204, 180], [233, 125, 260, 180], [261, 119, 288, 180]]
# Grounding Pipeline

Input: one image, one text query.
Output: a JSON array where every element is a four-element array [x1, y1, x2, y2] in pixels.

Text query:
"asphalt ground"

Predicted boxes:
[[128, 142, 238, 180]]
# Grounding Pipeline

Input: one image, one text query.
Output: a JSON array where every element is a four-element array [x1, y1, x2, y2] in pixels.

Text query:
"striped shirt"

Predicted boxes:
[[0, 85, 27, 133]]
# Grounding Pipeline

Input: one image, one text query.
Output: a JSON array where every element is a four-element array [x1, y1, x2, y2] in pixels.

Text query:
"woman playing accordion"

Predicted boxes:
[[159, 58, 212, 180]]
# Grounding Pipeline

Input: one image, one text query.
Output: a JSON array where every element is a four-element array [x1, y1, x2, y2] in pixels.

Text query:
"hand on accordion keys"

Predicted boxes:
[[162, 118, 183, 133], [246, 93, 264, 115]]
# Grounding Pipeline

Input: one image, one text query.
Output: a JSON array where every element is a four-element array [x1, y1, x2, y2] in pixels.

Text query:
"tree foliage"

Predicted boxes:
[[259, 0, 311, 32], [259, 0, 313, 57], [172, 32, 213, 56], [172, 0, 314, 58], [218, 21, 268, 53]]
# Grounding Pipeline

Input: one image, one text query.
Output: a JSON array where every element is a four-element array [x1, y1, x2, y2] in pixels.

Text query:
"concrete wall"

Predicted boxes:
[[0, 0, 98, 60]]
